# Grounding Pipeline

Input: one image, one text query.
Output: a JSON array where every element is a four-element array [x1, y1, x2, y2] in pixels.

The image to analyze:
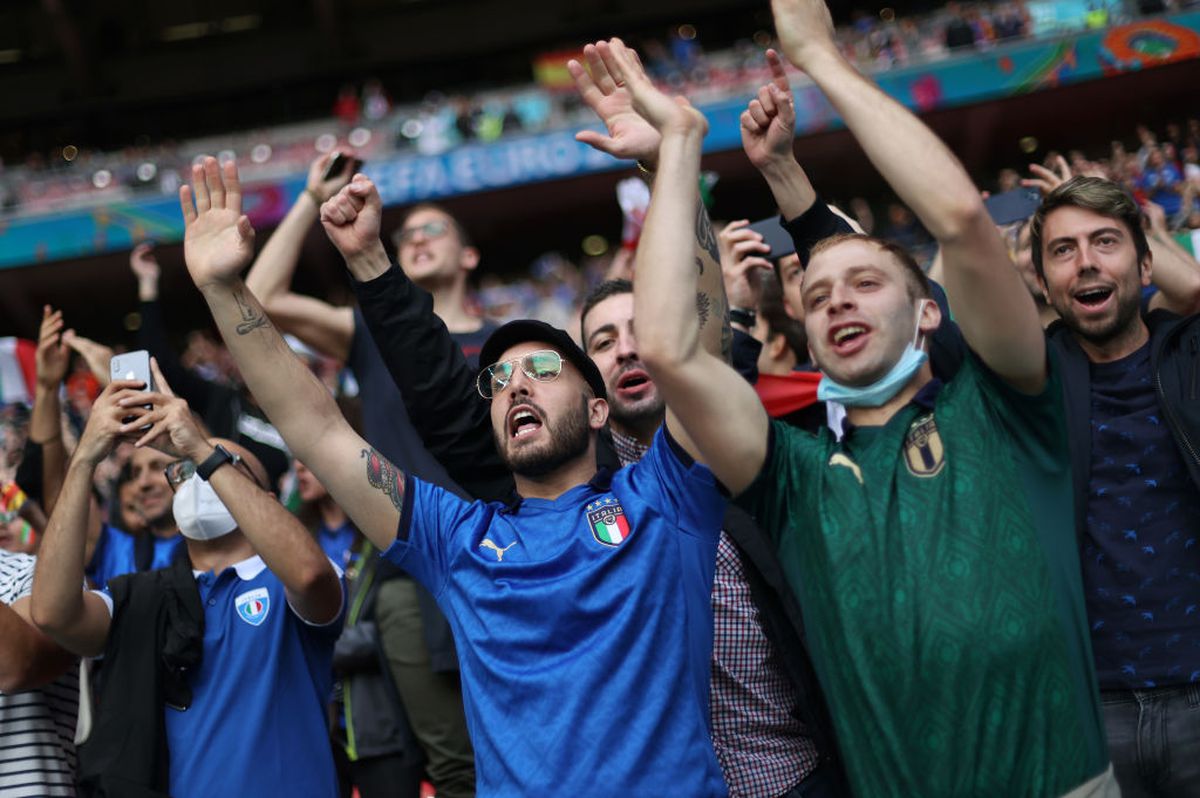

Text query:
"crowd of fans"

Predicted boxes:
[[0, 0, 1162, 218], [3, 0, 1200, 796]]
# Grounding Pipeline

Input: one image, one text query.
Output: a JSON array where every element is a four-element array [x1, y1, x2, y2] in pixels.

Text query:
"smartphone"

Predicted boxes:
[[985, 187, 1041, 226], [747, 216, 798, 260], [322, 152, 362, 182], [110, 351, 154, 427], [110, 350, 153, 389]]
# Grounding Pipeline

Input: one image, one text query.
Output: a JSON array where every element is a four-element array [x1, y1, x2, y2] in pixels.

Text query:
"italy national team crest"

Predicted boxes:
[[234, 587, 271, 627], [586, 497, 631, 547], [904, 412, 946, 477]]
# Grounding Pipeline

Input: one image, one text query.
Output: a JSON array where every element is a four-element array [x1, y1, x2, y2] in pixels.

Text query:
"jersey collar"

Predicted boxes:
[[192, 554, 266, 581]]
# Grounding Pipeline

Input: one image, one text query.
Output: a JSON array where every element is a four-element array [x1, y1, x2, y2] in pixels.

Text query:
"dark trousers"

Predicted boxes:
[[1102, 683, 1200, 797], [782, 763, 847, 798], [375, 578, 476, 798], [332, 739, 423, 798]]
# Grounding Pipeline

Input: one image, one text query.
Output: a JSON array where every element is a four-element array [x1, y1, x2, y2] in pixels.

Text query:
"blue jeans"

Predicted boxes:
[[1101, 683, 1200, 797]]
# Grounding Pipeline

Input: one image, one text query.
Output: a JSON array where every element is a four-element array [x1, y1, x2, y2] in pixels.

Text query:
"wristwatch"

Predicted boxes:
[[197, 444, 241, 481]]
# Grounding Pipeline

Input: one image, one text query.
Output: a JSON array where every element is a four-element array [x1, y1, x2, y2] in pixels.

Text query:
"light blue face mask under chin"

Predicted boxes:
[[816, 300, 931, 408]]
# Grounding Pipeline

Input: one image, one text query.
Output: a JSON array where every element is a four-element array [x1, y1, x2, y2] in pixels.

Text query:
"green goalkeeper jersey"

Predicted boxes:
[[738, 353, 1107, 798]]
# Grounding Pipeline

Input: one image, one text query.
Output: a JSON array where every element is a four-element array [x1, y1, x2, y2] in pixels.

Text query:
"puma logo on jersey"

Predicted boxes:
[[828, 453, 863, 484], [480, 539, 517, 561]]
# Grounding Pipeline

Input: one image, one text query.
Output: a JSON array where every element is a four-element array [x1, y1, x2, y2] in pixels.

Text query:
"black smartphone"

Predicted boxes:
[[747, 217, 798, 260], [322, 153, 362, 182], [985, 187, 1041, 226]]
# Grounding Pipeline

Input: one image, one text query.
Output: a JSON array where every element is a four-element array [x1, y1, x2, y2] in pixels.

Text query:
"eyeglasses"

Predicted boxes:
[[164, 455, 259, 492], [164, 459, 197, 492], [396, 220, 449, 245], [476, 350, 563, 399]]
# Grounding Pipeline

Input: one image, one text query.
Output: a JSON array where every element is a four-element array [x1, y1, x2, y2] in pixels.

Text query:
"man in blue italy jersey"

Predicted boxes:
[[170, 156, 730, 797]]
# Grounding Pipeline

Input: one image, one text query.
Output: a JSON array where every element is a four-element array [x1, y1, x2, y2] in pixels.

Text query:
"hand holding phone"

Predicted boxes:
[[110, 350, 155, 427]]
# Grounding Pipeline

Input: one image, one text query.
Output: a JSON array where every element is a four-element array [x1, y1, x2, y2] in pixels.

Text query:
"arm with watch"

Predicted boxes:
[[122, 359, 343, 625]]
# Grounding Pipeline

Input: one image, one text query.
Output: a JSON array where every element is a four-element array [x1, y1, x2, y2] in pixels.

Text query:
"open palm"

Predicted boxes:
[[180, 157, 256, 288], [570, 42, 662, 163]]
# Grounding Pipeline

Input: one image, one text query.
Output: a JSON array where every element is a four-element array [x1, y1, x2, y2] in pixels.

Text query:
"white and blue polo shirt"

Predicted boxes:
[[98, 555, 344, 798], [385, 427, 729, 797]]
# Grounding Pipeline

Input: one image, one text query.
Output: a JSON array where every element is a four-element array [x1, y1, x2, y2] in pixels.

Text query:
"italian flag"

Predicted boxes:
[[594, 512, 631, 545], [0, 338, 37, 406]]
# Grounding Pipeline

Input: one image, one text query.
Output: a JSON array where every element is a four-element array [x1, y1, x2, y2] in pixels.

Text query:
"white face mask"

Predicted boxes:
[[172, 474, 238, 541]]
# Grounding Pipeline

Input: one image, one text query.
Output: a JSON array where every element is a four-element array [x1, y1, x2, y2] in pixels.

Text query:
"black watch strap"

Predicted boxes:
[[729, 307, 757, 328], [197, 444, 238, 481]]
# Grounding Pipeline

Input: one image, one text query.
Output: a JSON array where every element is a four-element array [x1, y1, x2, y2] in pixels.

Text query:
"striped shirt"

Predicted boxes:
[[0, 552, 78, 797]]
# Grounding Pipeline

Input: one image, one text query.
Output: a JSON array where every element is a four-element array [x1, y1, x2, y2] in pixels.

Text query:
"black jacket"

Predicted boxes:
[[352, 264, 850, 791], [1047, 309, 1200, 542], [78, 554, 203, 798], [333, 542, 423, 763]]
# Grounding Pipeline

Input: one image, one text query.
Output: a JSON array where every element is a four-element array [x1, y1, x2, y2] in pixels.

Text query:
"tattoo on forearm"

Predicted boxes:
[[695, 204, 720, 263], [233, 288, 271, 336], [362, 447, 405, 512], [721, 305, 734, 363], [695, 293, 711, 329], [694, 256, 705, 275]]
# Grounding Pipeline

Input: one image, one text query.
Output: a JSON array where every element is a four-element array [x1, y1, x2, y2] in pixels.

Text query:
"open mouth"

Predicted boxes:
[[507, 405, 544, 439], [828, 323, 871, 354], [616, 369, 652, 395], [1073, 286, 1113, 308]]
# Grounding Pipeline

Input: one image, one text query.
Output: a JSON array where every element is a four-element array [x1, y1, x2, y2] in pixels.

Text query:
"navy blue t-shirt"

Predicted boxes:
[[86, 525, 182, 590], [1082, 342, 1200, 688]]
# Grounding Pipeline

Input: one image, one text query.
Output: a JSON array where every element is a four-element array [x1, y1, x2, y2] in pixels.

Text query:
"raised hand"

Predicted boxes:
[[597, 38, 707, 138], [741, 50, 798, 170], [35, 306, 71, 391], [718, 221, 773, 310], [319, 174, 385, 262], [74, 380, 150, 466], [307, 151, 357, 204], [62, 331, 115, 387], [569, 42, 662, 166], [1143, 200, 1169, 236], [770, 0, 837, 70], [1022, 154, 1071, 196], [118, 359, 208, 458], [179, 157, 256, 289], [129, 242, 162, 301]]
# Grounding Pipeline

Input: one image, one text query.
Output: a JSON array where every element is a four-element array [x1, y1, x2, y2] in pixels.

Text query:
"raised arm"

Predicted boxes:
[[243, 152, 356, 361], [123, 361, 342, 624], [741, 49, 818, 222], [576, 40, 735, 362], [319, 178, 513, 502], [1143, 202, 1200, 315], [178, 157, 405, 552], [31, 307, 70, 512], [133, 246, 218, 414], [31, 382, 143, 657], [772, 0, 1044, 392], [604, 39, 769, 494]]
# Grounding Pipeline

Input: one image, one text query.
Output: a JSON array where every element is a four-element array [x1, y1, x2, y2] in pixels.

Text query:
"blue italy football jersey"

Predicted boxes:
[[165, 557, 343, 798], [385, 428, 728, 797]]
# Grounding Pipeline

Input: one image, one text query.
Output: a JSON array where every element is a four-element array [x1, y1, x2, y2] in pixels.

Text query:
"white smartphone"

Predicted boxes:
[[109, 350, 154, 389]]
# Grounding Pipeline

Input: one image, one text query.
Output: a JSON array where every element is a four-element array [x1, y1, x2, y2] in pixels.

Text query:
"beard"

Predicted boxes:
[[495, 395, 592, 478], [605, 363, 665, 433], [1059, 287, 1141, 347]]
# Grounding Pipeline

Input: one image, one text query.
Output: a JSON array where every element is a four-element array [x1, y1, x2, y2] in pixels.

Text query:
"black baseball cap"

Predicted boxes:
[[479, 319, 607, 400]]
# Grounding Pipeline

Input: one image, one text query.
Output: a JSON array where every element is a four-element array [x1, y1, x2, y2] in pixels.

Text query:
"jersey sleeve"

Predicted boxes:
[[382, 475, 482, 596], [625, 426, 725, 540], [961, 348, 1068, 467], [734, 420, 818, 548]]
